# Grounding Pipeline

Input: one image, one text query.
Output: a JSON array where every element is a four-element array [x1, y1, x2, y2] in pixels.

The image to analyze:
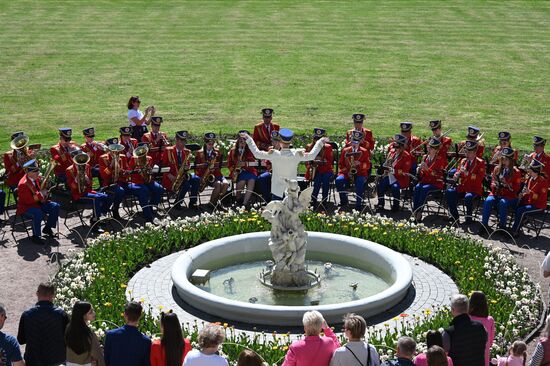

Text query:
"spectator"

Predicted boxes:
[[330, 313, 380, 366], [0, 303, 24, 366], [150, 312, 191, 366], [468, 291, 495, 366], [413, 330, 453, 366], [494, 341, 526, 366], [104, 301, 151, 366], [426, 346, 448, 366], [541, 251, 550, 278], [237, 349, 266, 366], [182, 323, 228, 366], [529, 315, 550, 366], [282, 310, 340, 366], [65, 301, 104, 366], [381, 336, 416, 366], [17, 282, 69, 366], [442, 294, 487, 366]]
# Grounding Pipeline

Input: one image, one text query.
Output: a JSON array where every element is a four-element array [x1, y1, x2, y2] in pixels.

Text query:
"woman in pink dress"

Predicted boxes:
[[468, 291, 495, 366], [414, 330, 453, 366]]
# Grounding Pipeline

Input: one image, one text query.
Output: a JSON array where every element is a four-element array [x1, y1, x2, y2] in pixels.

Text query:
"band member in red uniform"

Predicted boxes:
[[142, 116, 169, 166], [511, 159, 548, 236], [305, 128, 334, 207], [412, 137, 446, 221], [337, 130, 370, 210], [120, 126, 138, 160], [489, 131, 517, 172], [227, 130, 258, 207], [80, 127, 106, 186], [253, 108, 280, 151], [428, 120, 452, 159], [256, 130, 281, 202], [4, 131, 36, 190], [99, 138, 128, 220], [66, 150, 109, 232], [446, 140, 486, 223], [161, 131, 199, 210], [17, 159, 60, 244], [195, 132, 228, 205], [50, 128, 79, 183], [456, 126, 484, 159], [528, 136, 550, 184], [480, 147, 522, 233], [376, 134, 413, 212], [400, 122, 423, 172], [345, 113, 374, 152]]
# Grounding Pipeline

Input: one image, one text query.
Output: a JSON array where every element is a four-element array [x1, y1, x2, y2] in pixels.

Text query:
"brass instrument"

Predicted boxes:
[[348, 152, 357, 186], [199, 151, 218, 193], [73, 152, 91, 194], [172, 151, 191, 192], [133, 145, 152, 184], [411, 128, 452, 156], [10, 134, 33, 167], [40, 160, 58, 191], [492, 164, 513, 193], [489, 148, 503, 165], [109, 143, 125, 183], [231, 149, 244, 185], [518, 153, 533, 171]]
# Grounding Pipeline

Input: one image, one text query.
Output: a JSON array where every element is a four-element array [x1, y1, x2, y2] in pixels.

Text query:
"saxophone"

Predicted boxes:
[[349, 153, 357, 186], [199, 151, 217, 193], [231, 149, 243, 185], [172, 151, 191, 192]]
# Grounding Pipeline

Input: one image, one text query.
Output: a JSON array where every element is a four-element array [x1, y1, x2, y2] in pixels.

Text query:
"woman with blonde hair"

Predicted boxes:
[[183, 323, 228, 366], [330, 313, 380, 366]]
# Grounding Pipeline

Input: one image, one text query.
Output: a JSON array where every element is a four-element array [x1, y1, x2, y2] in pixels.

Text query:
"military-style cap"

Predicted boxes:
[[11, 131, 24, 140], [262, 108, 273, 117], [59, 128, 72, 138], [464, 140, 478, 151], [105, 137, 119, 145], [120, 126, 132, 136], [428, 137, 441, 148], [529, 158, 544, 172], [400, 122, 413, 132], [23, 159, 39, 172], [351, 130, 364, 142], [467, 126, 480, 138], [352, 114, 366, 123], [83, 127, 95, 137], [498, 131, 511, 141], [429, 120, 442, 130], [533, 136, 546, 146], [313, 127, 326, 138], [204, 132, 216, 141], [393, 134, 408, 146], [279, 128, 294, 142], [501, 147, 515, 158], [176, 131, 189, 140], [151, 116, 163, 125], [271, 130, 281, 141]]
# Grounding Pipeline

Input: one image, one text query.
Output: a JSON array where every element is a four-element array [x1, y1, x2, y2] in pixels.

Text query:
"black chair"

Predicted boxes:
[[521, 205, 550, 238]]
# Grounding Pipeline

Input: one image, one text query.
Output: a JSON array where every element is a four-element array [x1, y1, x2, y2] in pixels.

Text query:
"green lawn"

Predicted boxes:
[[0, 1, 548, 150]]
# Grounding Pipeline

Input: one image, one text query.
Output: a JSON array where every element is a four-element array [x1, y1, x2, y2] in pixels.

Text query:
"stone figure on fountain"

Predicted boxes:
[[262, 179, 313, 287]]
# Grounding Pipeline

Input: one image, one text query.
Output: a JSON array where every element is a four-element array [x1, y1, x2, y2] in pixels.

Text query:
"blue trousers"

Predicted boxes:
[[127, 182, 164, 221], [78, 192, 109, 218], [446, 189, 477, 220], [481, 195, 518, 229], [377, 176, 402, 210], [512, 204, 542, 232], [0, 189, 5, 215], [335, 174, 367, 209], [312, 172, 333, 204], [177, 174, 200, 205], [23, 201, 60, 237], [103, 184, 127, 210], [257, 172, 271, 202], [413, 184, 438, 212]]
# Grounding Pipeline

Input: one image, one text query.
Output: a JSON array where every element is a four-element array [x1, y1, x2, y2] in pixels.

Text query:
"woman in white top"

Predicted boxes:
[[183, 323, 228, 366], [127, 96, 154, 141], [330, 313, 380, 366]]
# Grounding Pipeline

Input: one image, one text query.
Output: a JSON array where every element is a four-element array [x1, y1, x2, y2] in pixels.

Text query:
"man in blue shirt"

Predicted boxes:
[[381, 337, 416, 366], [104, 301, 151, 366], [0, 303, 24, 366]]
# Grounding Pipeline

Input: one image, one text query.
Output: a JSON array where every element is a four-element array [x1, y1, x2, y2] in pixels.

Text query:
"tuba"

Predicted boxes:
[[108, 143, 125, 183], [73, 152, 90, 194], [133, 145, 152, 184], [11, 134, 33, 166]]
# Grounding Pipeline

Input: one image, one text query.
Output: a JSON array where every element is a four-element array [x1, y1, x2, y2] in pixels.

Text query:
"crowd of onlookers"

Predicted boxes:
[[0, 283, 548, 366]]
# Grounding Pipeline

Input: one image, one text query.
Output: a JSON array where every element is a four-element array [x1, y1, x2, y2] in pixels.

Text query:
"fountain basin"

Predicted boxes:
[[172, 231, 413, 326]]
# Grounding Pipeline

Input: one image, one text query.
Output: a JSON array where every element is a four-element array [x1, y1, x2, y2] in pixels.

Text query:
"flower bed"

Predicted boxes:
[[53, 209, 542, 364]]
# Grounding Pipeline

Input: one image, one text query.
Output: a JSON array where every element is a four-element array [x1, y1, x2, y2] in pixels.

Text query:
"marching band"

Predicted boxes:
[[1, 102, 549, 242]]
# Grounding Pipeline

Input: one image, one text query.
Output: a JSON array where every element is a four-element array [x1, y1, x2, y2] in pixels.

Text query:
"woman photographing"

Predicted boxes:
[[127, 96, 155, 141]]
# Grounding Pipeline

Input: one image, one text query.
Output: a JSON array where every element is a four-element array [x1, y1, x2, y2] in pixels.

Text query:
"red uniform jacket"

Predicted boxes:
[[521, 175, 548, 210], [338, 146, 370, 178], [305, 143, 334, 180], [253, 122, 280, 151], [456, 157, 486, 196], [418, 154, 447, 190], [80, 142, 104, 167], [50, 142, 79, 175], [490, 166, 521, 200], [66, 164, 94, 201], [99, 153, 129, 187], [142, 131, 169, 165], [161, 146, 193, 191], [227, 147, 258, 179], [194, 148, 223, 178], [3, 149, 35, 187], [121, 138, 138, 159], [432, 136, 452, 159], [389, 149, 413, 188], [16, 175, 45, 215], [345, 128, 375, 151], [403, 134, 423, 160], [128, 155, 154, 185], [530, 152, 550, 184]]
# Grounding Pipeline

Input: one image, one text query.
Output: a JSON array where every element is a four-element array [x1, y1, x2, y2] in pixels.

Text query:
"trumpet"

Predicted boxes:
[[489, 149, 503, 165]]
